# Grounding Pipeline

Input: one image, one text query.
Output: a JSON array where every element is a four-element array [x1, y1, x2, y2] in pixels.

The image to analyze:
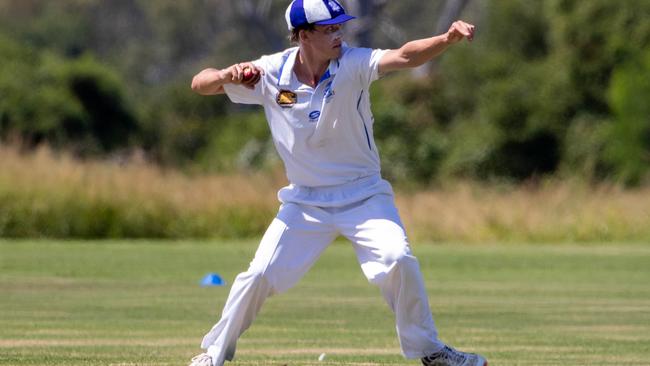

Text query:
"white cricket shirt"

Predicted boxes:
[[223, 45, 393, 207]]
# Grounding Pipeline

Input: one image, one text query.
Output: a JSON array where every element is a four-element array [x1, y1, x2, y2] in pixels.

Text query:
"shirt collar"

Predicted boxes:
[[278, 47, 341, 87]]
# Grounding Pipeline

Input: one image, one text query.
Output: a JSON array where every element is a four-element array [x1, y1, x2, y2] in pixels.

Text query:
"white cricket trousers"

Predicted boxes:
[[201, 193, 444, 365]]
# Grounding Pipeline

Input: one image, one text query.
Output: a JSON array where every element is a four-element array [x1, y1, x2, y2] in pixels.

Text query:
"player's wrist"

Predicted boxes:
[[222, 67, 235, 84], [440, 32, 452, 45]]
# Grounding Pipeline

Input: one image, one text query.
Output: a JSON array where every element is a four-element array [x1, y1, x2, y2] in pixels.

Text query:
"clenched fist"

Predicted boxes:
[[445, 20, 475, 44]]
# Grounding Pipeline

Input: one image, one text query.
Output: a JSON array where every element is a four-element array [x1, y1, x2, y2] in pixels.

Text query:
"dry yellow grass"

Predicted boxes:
[[0, 145, 280, 238], [0, 145, 279, 210], [2, 145, 649, 242], [397, 181, 650, 242]]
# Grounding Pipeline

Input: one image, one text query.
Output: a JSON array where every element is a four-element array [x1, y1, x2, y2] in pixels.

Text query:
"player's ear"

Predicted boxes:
[[299, 29, 311, 43]]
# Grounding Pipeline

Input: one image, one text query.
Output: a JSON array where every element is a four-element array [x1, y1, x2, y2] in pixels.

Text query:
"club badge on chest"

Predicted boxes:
[[276, 90, 297, 108]]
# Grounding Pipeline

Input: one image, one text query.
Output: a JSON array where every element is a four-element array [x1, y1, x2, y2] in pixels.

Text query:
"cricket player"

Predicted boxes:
[[190, 1, 485, 365]]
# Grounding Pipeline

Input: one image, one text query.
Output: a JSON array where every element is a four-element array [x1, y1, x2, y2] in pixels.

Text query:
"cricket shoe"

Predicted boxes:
[[421, 345, 487, 366], [188, 353, 214, 366]]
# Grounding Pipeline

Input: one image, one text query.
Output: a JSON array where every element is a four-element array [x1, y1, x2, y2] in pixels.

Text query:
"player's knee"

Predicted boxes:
[[364, 243, 413, 285], [237, 266, 275, 293], [381, 242, 410, 266], [244, 264, 288, 295], [235, 267, 264, 284]]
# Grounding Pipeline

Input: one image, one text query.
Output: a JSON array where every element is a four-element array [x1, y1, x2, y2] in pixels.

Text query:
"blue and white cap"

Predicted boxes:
[[285, 0, 356, 31]]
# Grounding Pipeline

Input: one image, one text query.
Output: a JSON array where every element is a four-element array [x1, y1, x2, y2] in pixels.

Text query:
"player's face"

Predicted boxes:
[[310, 24, 344, 59]]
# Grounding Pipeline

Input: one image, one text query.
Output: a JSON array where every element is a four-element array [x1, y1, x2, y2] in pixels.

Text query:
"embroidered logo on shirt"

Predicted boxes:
[[309, 110, 321, 121], [276, 90, 297, 108]]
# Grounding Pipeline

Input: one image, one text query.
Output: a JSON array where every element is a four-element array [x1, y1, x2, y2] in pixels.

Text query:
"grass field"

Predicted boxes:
[[1, 240, 649, 366]]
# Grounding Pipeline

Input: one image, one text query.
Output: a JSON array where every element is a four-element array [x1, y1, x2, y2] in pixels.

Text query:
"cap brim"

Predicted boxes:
[[314, 14, 356, 26]]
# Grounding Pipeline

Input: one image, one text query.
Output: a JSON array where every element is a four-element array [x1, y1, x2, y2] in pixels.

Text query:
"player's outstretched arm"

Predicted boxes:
[[191, 62, 263, 95], [378, 20, 475, 75]]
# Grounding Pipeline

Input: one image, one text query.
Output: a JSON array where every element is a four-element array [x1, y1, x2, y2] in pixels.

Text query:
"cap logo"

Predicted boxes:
[[328, 0, 342, 12]]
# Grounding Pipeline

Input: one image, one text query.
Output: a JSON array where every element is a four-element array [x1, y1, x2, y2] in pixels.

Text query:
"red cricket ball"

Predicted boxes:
[[242, 67, 255, 82]]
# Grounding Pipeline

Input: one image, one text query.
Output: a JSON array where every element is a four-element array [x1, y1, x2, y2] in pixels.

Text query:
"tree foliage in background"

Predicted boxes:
[[373, 0, 650, 184], [605, 51, 650, 185], [0, 35, 138, 155], [0, 0, 649, 185]]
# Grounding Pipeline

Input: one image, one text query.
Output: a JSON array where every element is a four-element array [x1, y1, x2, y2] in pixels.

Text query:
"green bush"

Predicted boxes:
[[368, 0, 650, 184], [0, 36, 139, 155], [603, 51, 650, 185]]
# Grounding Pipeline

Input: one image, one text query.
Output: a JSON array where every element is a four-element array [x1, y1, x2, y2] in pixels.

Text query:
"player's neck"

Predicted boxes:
[[294, 47, 330, 88]]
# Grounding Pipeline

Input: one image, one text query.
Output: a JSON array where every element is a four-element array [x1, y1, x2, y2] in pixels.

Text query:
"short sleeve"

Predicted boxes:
[[367, 48, 388, 85], [345, 47, 389, 87], [223, 58, 267, 105]]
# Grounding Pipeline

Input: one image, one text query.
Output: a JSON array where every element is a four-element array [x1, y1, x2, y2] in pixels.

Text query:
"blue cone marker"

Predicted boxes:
[[200, 273, 226, 287]]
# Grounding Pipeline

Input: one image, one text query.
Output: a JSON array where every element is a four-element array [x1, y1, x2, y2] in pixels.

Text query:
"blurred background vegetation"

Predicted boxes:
[[1, 0, 649, 240]]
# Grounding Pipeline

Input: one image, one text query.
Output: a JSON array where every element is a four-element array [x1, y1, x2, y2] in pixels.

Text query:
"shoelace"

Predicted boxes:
[[423, 346, 468, 366]]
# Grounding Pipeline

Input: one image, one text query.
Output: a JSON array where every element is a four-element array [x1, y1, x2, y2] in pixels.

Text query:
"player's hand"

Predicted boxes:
[[228, 62, 264, 89], [445, 20, 475, 44]]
